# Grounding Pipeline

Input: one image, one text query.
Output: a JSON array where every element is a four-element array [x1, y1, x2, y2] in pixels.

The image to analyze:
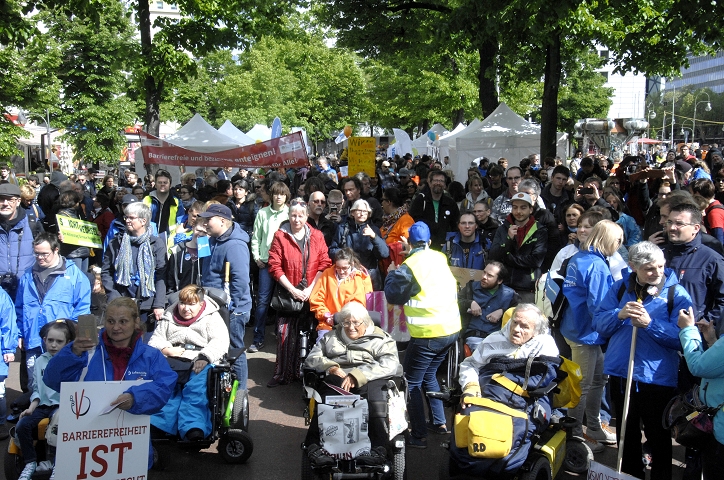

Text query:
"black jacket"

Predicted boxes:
[[409, 187, 460, 250], [489, 219, 547, 292]]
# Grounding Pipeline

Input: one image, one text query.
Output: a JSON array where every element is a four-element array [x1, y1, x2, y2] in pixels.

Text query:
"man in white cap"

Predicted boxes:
[[200, 203, 251, 389], [489, 192, 548, 302], [384, 221, 461, 449], [378, 160, 397, 191]]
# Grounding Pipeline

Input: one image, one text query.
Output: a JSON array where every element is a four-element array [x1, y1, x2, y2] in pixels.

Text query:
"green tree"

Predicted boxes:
[[39, 2, 137, 165]]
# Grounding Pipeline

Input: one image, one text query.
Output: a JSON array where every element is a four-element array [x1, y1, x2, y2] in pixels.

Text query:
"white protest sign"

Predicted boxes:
[[56, 380, 150, 480], [588, 461, 639, 480]]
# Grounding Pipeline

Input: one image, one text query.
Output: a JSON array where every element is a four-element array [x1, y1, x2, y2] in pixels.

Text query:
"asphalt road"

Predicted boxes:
[[2, 325, 689, 479]]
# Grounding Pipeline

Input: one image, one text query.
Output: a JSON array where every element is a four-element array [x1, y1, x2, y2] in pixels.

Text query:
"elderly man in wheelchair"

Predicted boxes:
[[444, 303, 573, 479], [302, 301, 406, 477]]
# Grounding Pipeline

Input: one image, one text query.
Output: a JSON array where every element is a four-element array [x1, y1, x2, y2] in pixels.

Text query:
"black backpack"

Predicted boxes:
[[545, 256, 572, 329]]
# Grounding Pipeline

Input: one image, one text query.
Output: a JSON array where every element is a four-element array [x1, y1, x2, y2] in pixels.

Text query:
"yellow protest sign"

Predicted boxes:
[[56, 215, 102, 249], [347, 137, 376, 177]]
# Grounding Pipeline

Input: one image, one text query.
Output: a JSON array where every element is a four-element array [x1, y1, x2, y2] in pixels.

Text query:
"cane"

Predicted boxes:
[[616, 287, 657, 474]]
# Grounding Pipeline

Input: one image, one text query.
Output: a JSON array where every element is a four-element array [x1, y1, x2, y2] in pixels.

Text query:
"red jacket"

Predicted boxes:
[[268, 223, 332, 287]]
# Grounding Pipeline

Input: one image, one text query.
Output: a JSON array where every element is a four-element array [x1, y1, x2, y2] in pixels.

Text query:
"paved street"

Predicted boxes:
[[2, 326, 689, 479]]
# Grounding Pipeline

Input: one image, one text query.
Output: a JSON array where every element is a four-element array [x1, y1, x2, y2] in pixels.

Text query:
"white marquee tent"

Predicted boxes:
[[410, 123, 448, 157], [448, 103, 568, 183], [218, 120, 255, 146], [246, 124, 272, 142]]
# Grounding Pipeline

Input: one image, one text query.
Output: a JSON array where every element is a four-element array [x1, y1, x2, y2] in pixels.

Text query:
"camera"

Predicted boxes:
[[579, 187, 594, 195], [0, 273, 18, 293], [625, 164, 638, 175], [330, 205, 339, 213]]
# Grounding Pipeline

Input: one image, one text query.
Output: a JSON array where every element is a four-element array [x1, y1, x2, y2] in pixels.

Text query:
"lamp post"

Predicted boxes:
[[646, 103, 657, 138], [670, 85, 676, 151], [693, 92, 712, 144]]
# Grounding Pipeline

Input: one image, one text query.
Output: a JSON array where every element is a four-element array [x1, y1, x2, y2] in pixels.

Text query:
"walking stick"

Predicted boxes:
[[616, 326, 638, 473]]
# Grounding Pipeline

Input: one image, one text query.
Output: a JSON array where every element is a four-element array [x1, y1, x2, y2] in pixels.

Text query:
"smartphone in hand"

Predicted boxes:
[[76, 314, 98, 345]]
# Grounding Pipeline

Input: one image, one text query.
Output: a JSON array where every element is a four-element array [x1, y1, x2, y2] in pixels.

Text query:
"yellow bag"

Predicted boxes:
[[552, 356, 582, 409], [454, 397, 527, 459]]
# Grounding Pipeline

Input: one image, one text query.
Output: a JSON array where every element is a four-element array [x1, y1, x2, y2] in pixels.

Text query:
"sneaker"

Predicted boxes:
[[582, 433, 606, 454], [247, 343, 259, 353], [307, 444, 335, 468], [19, 462, 37, 480], [356, 446, 387, 466], [406, 435, 427, 449], [0, 423, 8, 440], [184, 428, 204, 441], [426, 422, 450, 435], [587, 423, 617, 445], [49, 466, 56, 480]]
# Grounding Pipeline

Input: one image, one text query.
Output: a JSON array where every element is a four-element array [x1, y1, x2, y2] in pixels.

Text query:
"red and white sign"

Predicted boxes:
[[138, 130, 308, 169], [56, 380, 150, 480]]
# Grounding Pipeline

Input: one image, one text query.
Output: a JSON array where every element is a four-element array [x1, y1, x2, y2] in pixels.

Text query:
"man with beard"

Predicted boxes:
[[443, 213, 486, 270], [409, 170, 460, 250], [489, 192, 547, 302], [457, 261, 520, 352]]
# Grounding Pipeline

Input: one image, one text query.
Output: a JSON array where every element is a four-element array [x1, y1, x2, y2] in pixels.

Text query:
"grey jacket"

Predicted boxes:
[[305, 325, 400, 387]]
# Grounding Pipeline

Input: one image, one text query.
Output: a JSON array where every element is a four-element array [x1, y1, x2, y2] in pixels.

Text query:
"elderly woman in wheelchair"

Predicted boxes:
[[447, 303, 565, 479], [148, 284, 230, 441], [302, 301, 401, 469]]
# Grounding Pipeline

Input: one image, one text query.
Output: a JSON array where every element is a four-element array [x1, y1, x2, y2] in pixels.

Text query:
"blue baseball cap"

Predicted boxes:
[[408, 222, 431, 244]]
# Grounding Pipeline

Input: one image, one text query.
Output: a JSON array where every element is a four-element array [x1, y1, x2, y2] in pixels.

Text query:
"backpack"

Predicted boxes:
[[615, 280, 676, 315], [544, 256, 571, 328]]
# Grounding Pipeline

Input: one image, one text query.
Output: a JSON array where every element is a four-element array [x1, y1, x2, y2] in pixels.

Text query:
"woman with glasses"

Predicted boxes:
[[176, 186, 195, 209], [249, 181, 290, 353], [227, 179, 259, 237], [303, 301, 400, 467], [309, 248, 372, 342], [330, 199, 389, 291], [380, 187, 414, 245], [266, 198, 331, 386]]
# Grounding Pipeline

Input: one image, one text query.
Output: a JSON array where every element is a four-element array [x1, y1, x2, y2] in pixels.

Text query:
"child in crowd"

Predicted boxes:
[[16, 320, 75, 480]]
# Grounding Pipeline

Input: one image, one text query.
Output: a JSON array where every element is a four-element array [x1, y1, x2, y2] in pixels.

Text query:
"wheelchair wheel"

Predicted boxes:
[[392, 445, 406, 480], [230, 389, 250, 432], [563, 439, 592, 474], [4, 450, 22, 480], [518, 456, 551, 480], [218, 430, 253, 464]]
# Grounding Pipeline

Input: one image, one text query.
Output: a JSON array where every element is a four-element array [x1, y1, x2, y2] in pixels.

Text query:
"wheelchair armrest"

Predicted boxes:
[[227, 347, 245, 364]]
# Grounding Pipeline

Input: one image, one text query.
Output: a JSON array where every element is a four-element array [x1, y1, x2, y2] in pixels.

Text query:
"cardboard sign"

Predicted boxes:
[[56, 380, 150, 480], [449, 266, 485, 287], [56, 215, 103, 249], [139, 130, 308, 169], [588, 461, 638, 480], [347, 137, 376, 177]]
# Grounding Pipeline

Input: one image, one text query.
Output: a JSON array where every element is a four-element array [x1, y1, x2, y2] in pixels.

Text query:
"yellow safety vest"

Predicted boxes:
[[403, 249, 461, 338]]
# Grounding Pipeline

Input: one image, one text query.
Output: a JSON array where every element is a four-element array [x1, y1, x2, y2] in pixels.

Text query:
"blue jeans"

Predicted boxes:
[[17, 405, 57, 463], [404, 333, 459, 439], [230, 311, 250, 390], [253, 267, 276, 345]]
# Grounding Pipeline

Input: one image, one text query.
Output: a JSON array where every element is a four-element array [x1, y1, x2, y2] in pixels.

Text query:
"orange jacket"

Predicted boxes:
[[380, 213, 414, 245], [309, 266, 373, 330]]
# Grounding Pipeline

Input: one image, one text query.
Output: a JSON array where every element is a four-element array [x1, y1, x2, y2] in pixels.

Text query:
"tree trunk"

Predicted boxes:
[[540, 34, 562, 159], [451, 108, 465, 127], [138, 0, 161, 174], [478, 42, 499, 118]]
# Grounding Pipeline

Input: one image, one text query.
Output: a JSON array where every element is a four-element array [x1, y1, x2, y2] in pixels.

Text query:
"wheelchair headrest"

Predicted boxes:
[[166, 286, 229, 308], [332, 310, 382, 328]]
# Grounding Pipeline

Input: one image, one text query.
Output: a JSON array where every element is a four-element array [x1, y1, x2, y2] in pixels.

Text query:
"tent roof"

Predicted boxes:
[[411, 123, 447, 148], [164, 114, 241, 152], [218, 120, 255, 146], [246, 124, 272, 142], [466, 102, 539, 137], [439, 119, 483, 144]]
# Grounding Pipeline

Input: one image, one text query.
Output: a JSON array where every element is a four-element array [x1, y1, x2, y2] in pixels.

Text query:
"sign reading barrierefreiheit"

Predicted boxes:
[[57, 214, 102, 249], [56, 380, 150, 480]]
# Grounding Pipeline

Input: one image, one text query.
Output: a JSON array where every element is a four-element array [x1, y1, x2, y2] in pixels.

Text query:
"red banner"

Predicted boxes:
[[138, 130, 308, 169]]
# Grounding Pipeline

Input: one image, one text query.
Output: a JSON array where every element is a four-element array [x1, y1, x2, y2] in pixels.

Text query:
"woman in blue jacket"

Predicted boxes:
[[561, 220, 623, 451], [44, 297, 176, 468], [678, 306, 724, 479], [595, 241, 691, 480]]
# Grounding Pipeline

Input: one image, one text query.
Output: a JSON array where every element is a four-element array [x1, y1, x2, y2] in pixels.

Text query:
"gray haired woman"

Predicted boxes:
[[102, 201, 167, 327], [329, 199, 389, 290]]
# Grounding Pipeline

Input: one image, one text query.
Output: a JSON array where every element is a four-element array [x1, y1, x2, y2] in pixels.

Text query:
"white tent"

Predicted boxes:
[[410, 123, 448, 157], [246, 124, 272, 142], [450, 103, 568, 182], [218, 120, 255, 146], [438, 119, 483, 164], [164, 114, 241, 152]]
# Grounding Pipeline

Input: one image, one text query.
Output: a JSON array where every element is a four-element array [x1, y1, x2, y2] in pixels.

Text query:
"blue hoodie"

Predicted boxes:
[[443, 231, 486, 270], [202, 222, 251, 315], [0, 288, 17, 377], [561, 248, 612, 345], [594, 269, 691, 388]]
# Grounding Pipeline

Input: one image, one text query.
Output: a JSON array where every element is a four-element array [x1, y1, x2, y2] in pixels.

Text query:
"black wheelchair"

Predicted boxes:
[[153, 286, 253, 465], [300, 311, 408, 480]]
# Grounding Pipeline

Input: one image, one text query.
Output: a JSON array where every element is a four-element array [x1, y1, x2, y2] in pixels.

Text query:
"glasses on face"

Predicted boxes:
[[311, 199, 326, 205], [0, 196, 18, 204], [33, 251, 52, 258], [506, 176, 522, 181], [341, 320, 364, 328], [125, 215, 139, 222], [290, 199, 307, 207], [335, 264, 351, 275], [665, 220, 696, 229], [179, 190, 189, 195]]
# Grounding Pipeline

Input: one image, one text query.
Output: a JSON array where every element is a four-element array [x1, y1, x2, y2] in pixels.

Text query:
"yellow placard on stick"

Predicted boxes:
[[347, 136, 376, 178], [56, 214, 102, 249]]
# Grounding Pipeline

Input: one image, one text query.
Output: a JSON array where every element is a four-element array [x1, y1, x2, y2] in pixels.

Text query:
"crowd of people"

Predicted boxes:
[[1, 142, 724, 478]]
